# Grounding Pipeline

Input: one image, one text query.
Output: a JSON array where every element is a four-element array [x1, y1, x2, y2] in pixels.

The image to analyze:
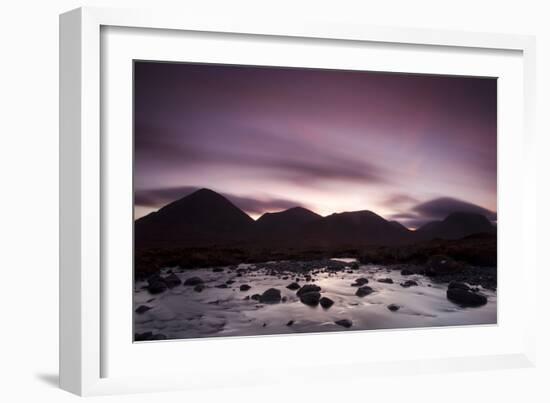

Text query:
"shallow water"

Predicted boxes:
[[134, 260, 497, 340]]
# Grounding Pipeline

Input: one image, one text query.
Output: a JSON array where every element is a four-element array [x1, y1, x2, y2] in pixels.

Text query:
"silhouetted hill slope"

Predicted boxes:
[[135, 188, 254, 247], [388, 220, 409, 231], [255, 207, 322, 239], [300, 210, 413, 247], [416, 212, 495, 240]]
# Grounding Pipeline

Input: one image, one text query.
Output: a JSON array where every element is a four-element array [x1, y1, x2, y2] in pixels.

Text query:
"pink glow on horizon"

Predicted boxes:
[[133, 62, 497, 229]]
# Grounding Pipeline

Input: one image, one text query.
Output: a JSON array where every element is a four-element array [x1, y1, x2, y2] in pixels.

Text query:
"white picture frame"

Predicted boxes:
[[59, 6, 537, 396]]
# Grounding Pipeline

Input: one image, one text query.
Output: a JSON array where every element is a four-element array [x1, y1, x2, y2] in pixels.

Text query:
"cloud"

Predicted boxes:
[[134, 121, 389, 188], [134, 186, 306, 216], [223, 194, 304, 215], [134, 186, 199, 207], [269, 155, 385, 185], [389, 196, 496, 229], [383, 193, 420, 207], [412, 197, 497, 221], [388, 212, 418, 220]]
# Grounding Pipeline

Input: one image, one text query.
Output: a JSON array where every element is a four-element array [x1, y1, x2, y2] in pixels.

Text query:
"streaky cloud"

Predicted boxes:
[[412, 197, 497, 221], [389, 196, 497, 229]]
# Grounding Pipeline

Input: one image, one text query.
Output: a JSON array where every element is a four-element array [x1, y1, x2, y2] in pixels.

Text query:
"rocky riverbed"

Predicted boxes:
[[134, 258, 497, 341]]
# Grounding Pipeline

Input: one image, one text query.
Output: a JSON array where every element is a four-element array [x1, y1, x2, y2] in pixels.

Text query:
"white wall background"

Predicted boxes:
[[1, 0, 548, 401]]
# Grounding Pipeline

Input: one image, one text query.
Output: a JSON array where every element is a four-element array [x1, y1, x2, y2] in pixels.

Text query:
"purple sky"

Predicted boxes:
[[134, 61, 497, 228]]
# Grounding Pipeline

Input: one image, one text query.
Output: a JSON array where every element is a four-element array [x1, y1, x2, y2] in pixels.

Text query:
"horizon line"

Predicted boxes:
[[134, 187, 496, 231]]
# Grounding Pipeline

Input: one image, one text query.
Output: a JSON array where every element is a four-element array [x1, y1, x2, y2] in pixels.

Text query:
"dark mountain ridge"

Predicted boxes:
[[299, 210, 414, 247], [135, 188, 254, 247], [255, 207, 322, 242], [135, 188, 495, 249], [416, 211, 496, 240]]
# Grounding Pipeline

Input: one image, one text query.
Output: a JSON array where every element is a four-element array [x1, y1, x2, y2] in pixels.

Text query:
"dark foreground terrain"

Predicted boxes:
[[135, 232, 496, 281]]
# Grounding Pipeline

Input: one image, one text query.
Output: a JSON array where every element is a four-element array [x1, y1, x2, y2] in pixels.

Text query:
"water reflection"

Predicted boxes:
[[134, 261, 497, 340]]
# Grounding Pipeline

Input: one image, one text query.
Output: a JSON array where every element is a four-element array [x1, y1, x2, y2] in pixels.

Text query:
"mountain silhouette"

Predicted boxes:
[[135, 189, 496, 249], [388, 220, 410, 231], [416, 212, 495, 240], [135, 188, 254, 247], [255, 207, 322, 240], [300, 210, 413, 247]]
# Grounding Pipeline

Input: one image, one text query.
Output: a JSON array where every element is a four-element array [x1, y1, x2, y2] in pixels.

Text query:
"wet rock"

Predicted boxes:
[[147, 282, 167, 294], [351, 262, 359, 270], [401, 269, 414, 276], [296, 284, 321, 297], [300, 291, 321, 306], [320, 297, 334, 309], [286, 320, 294, 326], [377, 278, 393, 284], [286, 282, 301, 290], [425, 255, 464, 277], [163, 273, 182, 288], [448, 281, 470, 291], [400, 280, 418, 288], [215, 284, 229, 289], [251, 294, 261, 301], [244, 295, 250, 300], [135, 305, 152, 314], [183, 276, 204, 286], [387, 304, 400, 312], [351, 278, 369, 286], [212, 267, 224, 272], [135, 332, 167, 341], [447, 288, 488, 307], [239, 284, 251, 291], [355, 286, 374, 297], [335, 319, 353, 328], [147, 275, 167, 294], [259, 288, 282, 304], [193, 284, 205, 292], [226, 279, 235, 285]]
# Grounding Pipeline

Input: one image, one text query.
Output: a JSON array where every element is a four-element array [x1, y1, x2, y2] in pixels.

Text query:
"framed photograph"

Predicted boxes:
[[60, 7, 537, 396]]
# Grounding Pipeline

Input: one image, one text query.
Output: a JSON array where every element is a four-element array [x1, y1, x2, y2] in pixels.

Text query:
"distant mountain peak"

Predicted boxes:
[[417, 211, 494, 240], [286, 206, 312, 213], [257, 206, 321, 225], [184, 187, 224, 200], [135, 188, 254, 247], [327, 209, 386, 223], [259, 206, 319, 218], [194, 187, 217, 194]]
